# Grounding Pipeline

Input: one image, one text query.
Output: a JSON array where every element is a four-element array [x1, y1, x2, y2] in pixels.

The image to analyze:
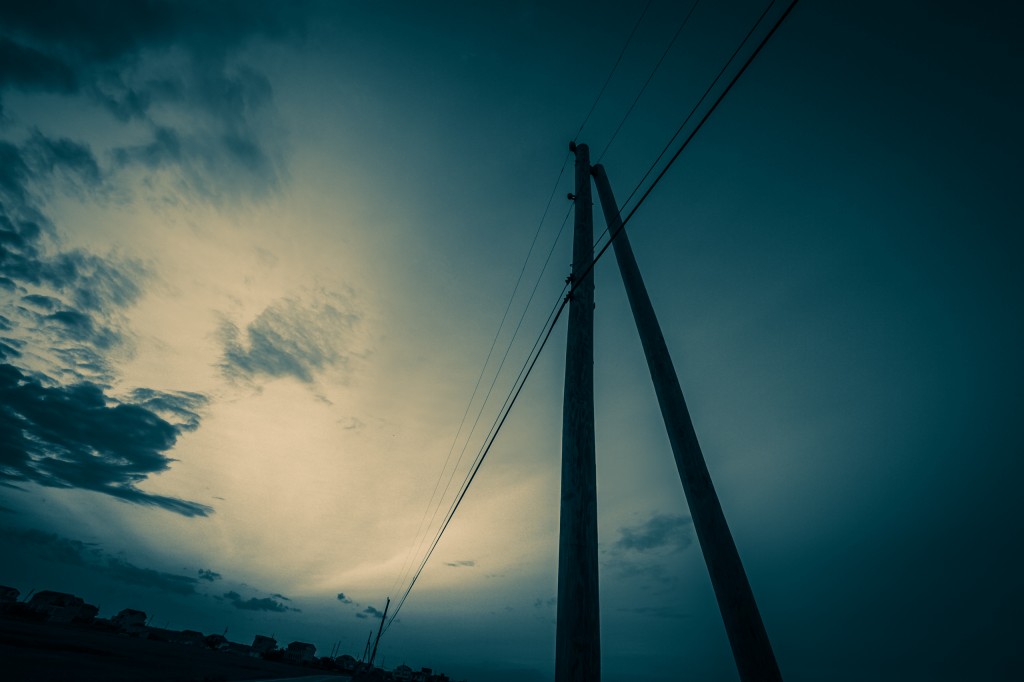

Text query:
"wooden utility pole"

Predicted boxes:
[[555, 141, 600, 682], [591, 164, 782, 682]]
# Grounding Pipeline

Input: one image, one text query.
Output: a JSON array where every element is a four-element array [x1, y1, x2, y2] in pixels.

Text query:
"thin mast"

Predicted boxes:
[[368, 596, 390, 668]]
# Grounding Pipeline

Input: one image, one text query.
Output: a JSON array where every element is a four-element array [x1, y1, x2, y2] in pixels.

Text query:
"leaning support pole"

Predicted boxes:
[[555, 142, 600, 682], [591, 164, 782, 682]]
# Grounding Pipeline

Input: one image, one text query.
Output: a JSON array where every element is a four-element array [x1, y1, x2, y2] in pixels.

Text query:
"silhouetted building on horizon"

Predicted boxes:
[[112, 608, 147, 633], [29, 590, 98, 624], [285, 640, 316, 663], [252, 634, 277, 654]]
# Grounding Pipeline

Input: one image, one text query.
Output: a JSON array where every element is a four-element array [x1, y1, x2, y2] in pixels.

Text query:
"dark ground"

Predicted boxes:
[[0, 615, 342, 682]]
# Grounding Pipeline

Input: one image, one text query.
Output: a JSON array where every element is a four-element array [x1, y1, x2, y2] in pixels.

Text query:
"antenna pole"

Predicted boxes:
[[591, 164, 782, 682], [368, 597, 390, 668], [555, 141, 601, 682]]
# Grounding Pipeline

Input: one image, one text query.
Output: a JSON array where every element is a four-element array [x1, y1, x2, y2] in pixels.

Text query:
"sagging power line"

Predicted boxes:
[[376, 3, 801, 678]]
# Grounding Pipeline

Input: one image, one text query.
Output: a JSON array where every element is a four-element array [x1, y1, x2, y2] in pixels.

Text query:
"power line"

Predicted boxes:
[[386, 0, 656, 615], [385, 281, 572, 632], [383, 0, 799, 638], [573, 0, 654, 143], [619, 0, 779, 213], [388, 153, 572, 600], [620, 0, 799, 227], [391, 203, 574, 604], [591, 0, 774, 262], [579, 0, 801, 304], [596, 0, 704, 163]]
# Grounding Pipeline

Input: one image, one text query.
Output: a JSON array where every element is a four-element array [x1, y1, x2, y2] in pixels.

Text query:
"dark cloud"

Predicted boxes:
[[0, 2, 302, 64], [445, 560, 476, 568], [0, 526, 99, 566], [20, 293, 60, 310], [612, 514, 693, 553], [223, 590, 297, 613], [604, 513, 694, 587], [104, 557, 199, 596], [130, 388, 207, 432], [336, 592, 352, 604], [218, 291, 363, 385], [533, 597, 555, 609], [0, 128, 144, 386], [1, 526, 200, 595], [356, 605, 384, 620], [0, 363, 211, 516], [0, 1, 305, 201], [111, 122, 282, 202], [0, 37, 78, 93], [23, 130, 102, 189], [0, 134, 145, 382], [197, 569, 222, 582]]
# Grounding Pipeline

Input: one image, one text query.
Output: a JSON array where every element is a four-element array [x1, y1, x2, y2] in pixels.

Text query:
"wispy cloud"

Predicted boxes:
[[223, 590, 299, 613], [218, 289, 365, 385], [197, 568, 222, 582], [445, 560, 476, 568], [604, 513, 695, 586], [0, 132, 145, 384], [336, 592, 353, 604], [356, 605, 384, 619], [104, 557, 201, 595], [612, 513, 693, 553]]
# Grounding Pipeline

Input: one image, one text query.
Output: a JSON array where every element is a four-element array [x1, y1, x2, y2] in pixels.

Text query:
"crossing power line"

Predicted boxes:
[[596, 0, 704, 163], [385, 0, 670, 619], [381, 0, 800, 640]]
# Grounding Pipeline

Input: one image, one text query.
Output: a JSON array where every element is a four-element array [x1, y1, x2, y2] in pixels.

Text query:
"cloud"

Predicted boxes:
[[356, 605, 383, 620], [0, 526, 200, 595], [197, 568, 222, 582], [218, 290, 364, 385], [0, 1, 305, 201], [604, 513, 695, 586], [337, 592, 353, 604], [612, 513, 694, 553], [0, 362, 211, 516], [223, 590, 298, 613], [0, 37, 78, 94], [104, 557, 200, 595], [445, 560, 476, 568], [0, 133, 147, 384], [533, 597, 556, 609], [338, 416, 365, 431], [0, 134, 209, 516], [23, 130, 102, 189]]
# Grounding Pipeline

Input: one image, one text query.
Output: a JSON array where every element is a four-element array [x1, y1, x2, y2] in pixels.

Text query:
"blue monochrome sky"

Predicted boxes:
[[1, 1, 1021, 681]]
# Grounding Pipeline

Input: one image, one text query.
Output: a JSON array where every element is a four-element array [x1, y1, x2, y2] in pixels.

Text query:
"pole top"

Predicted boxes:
[[569, 140, 577, 153]]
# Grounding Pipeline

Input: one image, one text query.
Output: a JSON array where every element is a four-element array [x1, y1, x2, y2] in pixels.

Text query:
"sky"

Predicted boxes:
[[1, 1, 1022, 680]]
